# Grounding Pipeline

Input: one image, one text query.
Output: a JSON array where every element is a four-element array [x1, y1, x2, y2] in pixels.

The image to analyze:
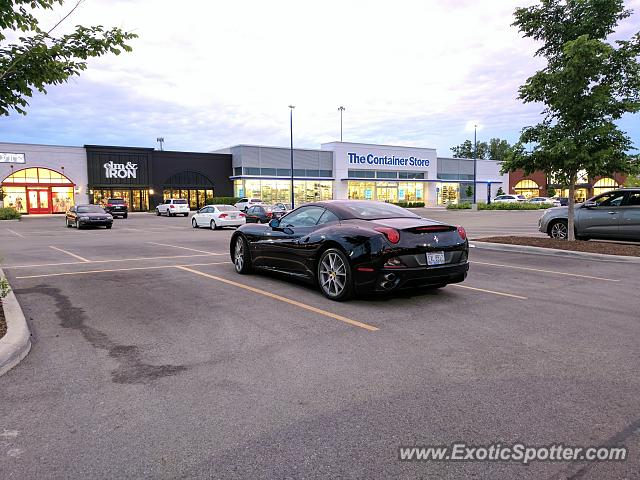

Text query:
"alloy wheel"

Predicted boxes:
[[550, 221, 568, 239], [319, 251, 347, 297], [192, 218, 197, 228], [234, 238, 244, 272]]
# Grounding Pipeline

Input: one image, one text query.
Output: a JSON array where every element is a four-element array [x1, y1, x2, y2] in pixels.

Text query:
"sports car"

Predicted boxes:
[[229, 200, 469, 301]]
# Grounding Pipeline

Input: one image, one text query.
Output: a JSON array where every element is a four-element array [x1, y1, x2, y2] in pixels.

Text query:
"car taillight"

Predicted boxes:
[[374, 227, 400, 244], [457, 225, 467, 240], [239, 213, 246, 217], [267, 212, 272, 218], [170, 204, 175, 208], [219, 213, 228, 218]]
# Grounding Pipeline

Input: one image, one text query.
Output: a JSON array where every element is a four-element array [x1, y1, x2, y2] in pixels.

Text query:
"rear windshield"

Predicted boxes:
[[108, 199, 125, 204], [173, 199, 188, 204], [78, 206, 105, 214], [250, 198, 262, 202], [340, 201, 420, 220], [216, 205, 237, 211]]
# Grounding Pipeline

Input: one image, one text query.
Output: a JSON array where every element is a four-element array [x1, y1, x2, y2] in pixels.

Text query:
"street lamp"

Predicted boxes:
[[289, 105, 295, 209], [156, 137, 164, 151], [338, 106, 345, 142], [473, 124, 477, 205]]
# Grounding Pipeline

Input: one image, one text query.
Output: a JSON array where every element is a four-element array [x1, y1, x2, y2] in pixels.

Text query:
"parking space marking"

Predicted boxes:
[[15, 262, 231, 279], [470, 261, 620, 282], [451, 284, 528, 300], [6, 229, 25, 238], [3, 253, 221, 269], [146, 241, 224, 255], [175, 266, 380, 332], [48, 246, 90, 262]]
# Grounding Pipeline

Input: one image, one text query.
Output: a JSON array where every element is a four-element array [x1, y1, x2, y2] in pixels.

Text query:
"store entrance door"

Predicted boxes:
[[27, 188, 51, 214]]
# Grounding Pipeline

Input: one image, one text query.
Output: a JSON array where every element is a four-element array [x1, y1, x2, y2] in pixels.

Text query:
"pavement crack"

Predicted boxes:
[[13, 286, 188, 384]]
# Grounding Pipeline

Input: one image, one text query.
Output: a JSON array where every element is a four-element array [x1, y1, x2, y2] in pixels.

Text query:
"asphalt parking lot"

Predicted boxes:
[[1, 212, 638, 479]]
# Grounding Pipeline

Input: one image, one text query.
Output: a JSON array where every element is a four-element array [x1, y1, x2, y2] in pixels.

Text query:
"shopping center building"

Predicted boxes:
[[2, 139, 512, 213]]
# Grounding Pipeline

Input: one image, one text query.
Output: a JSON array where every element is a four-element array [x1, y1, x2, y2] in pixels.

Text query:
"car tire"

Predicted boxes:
[[76, 220, 82, 230], [210, 220, 218, 230], [233, 235, 252, 274], [317, 248, 354, 301], [192, 218, 198, 228], [106, 224, 112, 229], [66, 218, 72, 228], [123, 213, 128, 219], [184, 213, 189, 217], [548, 220, 568, 239]]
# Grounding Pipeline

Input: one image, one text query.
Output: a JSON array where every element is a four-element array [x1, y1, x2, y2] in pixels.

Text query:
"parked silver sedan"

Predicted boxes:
[[538, 189, 640, 240]]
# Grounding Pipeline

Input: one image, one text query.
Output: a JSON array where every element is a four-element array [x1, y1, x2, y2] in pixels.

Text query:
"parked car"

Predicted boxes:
[[156, 199, 190, 217], [230, 200, 469, 301], [554, 197, 570, 206], [66, 205, 113, 229], [493, 194, 526, 203], [102, 198, 128, 218], [234, 198, 264, 212], [272, 203, 290, 215], [192, 205, 246, 229], [245, 205, 286, 223], [528, 197, 561, 207], [539, 189, 640, 240]]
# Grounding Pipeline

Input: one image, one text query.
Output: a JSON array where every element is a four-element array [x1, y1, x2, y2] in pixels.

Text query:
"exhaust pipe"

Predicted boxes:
[[380, 273, 397, 290]]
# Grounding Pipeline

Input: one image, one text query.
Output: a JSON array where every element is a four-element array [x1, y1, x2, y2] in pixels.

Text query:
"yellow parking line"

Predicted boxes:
[[49, 246, 90, 262], [3, 253, 221, 269], [147, 241, 223, 255], [175, 266, 379, 332], [451, 284, 528, 300], [15, 262, 231, 279], [470, 261, 620, 282]]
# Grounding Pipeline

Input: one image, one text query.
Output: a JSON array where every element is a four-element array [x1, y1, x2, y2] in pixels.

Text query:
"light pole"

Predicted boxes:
[[473, 124, 477, 205], [338, 106, 345, 142], [289, 105, 295, 209], [156, 137, 164, 151]]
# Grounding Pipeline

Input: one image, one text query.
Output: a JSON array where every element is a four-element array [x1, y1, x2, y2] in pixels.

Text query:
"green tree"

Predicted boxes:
[[451, 139, 488, 159], [1, 0, 137, 116], [502, 0, 640, 240], [465, 184, 473, 198], [487, 138, 513, 160], [546, 185, 556, 198]]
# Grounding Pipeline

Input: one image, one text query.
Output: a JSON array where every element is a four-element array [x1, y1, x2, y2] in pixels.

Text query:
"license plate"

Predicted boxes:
[[230, 214, 236, 219], [426, 251, 445, 266]]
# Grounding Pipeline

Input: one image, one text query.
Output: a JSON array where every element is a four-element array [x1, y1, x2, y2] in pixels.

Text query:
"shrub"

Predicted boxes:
[[446, 202, 472, 209], [0, 207, 21, 220], [0, 278, 10, 298], [205, 197, 240, 205], [479, 202, 552, 210]]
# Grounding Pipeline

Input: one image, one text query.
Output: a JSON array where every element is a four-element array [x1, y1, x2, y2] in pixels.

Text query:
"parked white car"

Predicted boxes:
[[156, 198, 190, 217], [234, 198, 264, 212], [493, 194, 526, 203], [528, 196, 561, 207], [192, 205, 246, 230]]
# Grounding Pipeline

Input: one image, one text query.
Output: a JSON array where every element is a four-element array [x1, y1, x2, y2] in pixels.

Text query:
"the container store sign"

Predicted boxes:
[[104, 161, 138, 179], [0, 152, 26, 163], [347, 152, 430, 169]]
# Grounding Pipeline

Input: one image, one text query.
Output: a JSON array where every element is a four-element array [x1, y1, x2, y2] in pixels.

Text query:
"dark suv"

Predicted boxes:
[[102, 198, 128, 218]]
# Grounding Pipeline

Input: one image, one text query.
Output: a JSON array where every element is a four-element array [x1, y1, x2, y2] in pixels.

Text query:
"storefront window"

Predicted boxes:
[[2, 186, 27, 213], [438, 183, 459, 205], [593, 178, 618, 197], [51, 187, 74, 213], [233, 179, 332, 206], [556, 188, 589, 203], [514, 179, 540, 199], [92, 189, 149, 211]]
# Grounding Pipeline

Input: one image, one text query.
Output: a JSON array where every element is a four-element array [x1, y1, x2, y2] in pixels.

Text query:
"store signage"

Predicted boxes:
[[103, 161, 138, 179], [347, 152, 430, 168], [0, 152, 25, 163]]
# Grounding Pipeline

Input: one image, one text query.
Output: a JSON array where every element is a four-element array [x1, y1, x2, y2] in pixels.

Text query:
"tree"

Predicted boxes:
[[1, 0, 137, 116], [502, 0, 640, 241], [465, 184, 473, 198], [487, 138, 513, 160], [546, 185, 557, 198], [451, 139, 488, 159]]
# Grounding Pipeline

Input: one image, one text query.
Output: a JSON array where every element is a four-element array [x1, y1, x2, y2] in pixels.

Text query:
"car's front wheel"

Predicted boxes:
[[317, 248, 353, 301], [192, 218, 198, 228], [156, 209, 160, 216], [549, 220, 568, 239], [233, 236, 252, 274]]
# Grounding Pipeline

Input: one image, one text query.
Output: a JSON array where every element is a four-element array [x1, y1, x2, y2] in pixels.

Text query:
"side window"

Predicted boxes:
[[165, 199, 171, 204], [247, 207, 256, 214], [594, 192, 626, 207], [239, 198, 247, 203], [317, 209, 340, 225], [626, 193, 640, 206], [281, 206, 326, 227]]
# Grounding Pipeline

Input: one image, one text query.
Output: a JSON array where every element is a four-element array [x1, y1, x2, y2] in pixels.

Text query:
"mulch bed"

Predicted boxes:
[[0, 299, 6, 340], [474, 236, 640, 257]]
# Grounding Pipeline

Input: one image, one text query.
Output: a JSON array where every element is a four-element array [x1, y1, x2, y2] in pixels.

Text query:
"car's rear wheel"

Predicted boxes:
[[123, 213, 128, 219], [192, 218, 198, 228], [549, 220, 568, 239], [210, 220, 217, 230], [156, 209, 160, 216], [233, 236, 252, 274], [318, 248, 353, 301]]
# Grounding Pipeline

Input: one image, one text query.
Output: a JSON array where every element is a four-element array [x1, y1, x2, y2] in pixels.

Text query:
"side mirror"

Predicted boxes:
[[583, 201, 597, 208], [269, 218, 281, 229]]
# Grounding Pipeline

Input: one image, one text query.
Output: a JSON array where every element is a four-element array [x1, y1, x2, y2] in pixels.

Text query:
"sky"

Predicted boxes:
[[1, 0, 640, 156]]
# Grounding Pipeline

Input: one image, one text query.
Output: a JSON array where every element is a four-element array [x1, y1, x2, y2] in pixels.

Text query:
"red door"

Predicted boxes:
[[27, 188, 52, 214]]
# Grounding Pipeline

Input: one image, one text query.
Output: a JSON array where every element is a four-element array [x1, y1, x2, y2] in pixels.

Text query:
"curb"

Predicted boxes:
[[470, 241, 640, 264], [0, 268, 31, 376]]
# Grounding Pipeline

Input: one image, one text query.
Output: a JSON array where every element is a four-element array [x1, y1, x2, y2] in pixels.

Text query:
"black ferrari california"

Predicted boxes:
[[229, 201, 469, 301]]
